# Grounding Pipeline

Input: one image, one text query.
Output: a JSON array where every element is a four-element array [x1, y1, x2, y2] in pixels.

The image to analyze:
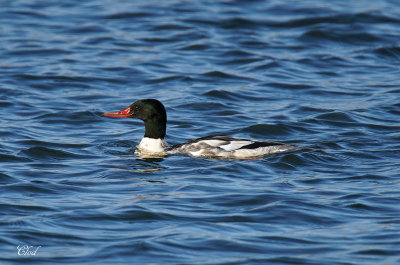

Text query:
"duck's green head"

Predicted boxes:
[[103, 99, 167, 139]]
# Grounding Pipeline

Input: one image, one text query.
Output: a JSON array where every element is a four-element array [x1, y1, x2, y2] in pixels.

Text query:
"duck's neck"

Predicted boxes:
[[139, 118, 167, 153], [143, 117, 166, 139]]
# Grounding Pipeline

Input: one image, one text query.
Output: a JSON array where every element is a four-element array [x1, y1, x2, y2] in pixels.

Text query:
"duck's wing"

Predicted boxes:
[[170, 135, 287, 153]]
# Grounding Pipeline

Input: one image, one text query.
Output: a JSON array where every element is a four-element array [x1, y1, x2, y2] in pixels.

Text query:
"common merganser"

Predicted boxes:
[[103, 99, 296, 158]]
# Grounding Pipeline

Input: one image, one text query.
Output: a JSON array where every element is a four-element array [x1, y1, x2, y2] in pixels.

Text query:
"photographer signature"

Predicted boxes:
[[17, 245, 41, 256]]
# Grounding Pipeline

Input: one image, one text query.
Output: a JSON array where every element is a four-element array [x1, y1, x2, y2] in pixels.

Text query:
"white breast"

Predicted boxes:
[[137, 137, 167, 153]]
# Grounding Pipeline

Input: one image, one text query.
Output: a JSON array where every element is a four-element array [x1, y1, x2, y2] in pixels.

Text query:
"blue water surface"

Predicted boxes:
[[1, 0, 400, 264]]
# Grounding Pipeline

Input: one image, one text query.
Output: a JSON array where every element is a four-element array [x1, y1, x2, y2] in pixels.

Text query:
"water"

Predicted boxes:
[[1, 0, 400, 264]]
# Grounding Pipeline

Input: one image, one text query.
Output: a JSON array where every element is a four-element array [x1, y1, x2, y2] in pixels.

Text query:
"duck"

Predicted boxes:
[[103, 99, 296, 158]]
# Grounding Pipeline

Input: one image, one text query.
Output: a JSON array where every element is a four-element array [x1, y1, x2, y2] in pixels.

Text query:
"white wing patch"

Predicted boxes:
[[194, 139, 254, 151], [200, 140, 227, 147], [219, 140, 254, 151]]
